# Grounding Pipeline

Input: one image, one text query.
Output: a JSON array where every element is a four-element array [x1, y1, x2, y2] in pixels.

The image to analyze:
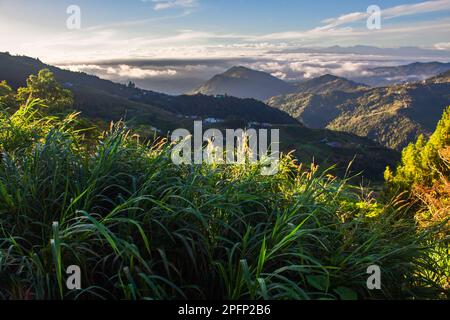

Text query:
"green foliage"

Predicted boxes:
[[17, 69, 74, 114], [0, 67, 447, 300], [0, 80, 16, 110], [385, 106, 450, 189], [0, 105, 446, 299], [0, 99, 85, 154], [385, 107, 449, 291], [0, 80, 12, 96]]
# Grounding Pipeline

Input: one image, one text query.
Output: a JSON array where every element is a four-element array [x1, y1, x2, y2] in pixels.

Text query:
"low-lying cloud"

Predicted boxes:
[[59, 46, 450, 95], [68, 64, 177, 79]]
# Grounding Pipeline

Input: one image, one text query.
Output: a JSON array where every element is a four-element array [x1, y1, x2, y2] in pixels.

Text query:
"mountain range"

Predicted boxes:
[[191, 62, 450, 100], [268, 70, 450, 151], [291, 74, 368, 94], [352, 62, 450, 87], [0, 52, 403, 180], [185, 62, 450, 151]]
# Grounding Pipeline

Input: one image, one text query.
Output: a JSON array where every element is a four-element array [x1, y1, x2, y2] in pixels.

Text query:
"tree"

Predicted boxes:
[[385, 106, 449, 228], [16, 69, 74, 113], [385, 107, 449, 188]]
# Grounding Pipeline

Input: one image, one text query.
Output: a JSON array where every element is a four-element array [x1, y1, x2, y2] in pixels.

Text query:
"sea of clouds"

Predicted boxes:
[[59, 46, 450, 95]]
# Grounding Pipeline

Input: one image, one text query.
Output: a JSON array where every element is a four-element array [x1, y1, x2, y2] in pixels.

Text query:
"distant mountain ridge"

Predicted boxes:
[[425, 69, 450, 84], [292, 74, 368, 94], [191, 62, 450, 102], [190, 66, 294, 101], [352, 61, 450, 87]]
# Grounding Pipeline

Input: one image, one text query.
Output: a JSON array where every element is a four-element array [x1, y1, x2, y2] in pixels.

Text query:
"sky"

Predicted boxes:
[[1, 0, 450, 93]]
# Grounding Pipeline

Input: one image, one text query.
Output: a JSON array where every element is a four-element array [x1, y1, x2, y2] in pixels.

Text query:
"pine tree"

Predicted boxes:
[[386, 107, 450, 189], [385, 107, 449, 229]]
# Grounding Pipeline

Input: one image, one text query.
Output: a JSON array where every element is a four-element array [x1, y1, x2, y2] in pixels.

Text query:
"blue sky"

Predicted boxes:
[[1, 0, 449, 93], [3, 0, 449, 32], [1, 0, 450, 61]]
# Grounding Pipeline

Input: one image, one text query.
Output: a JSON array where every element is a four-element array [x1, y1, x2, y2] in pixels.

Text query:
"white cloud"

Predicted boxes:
[[321, 0, 450, 29], [250, 56, 378, 81], [110, 65, 177, 78], [2, 0, 449, 65], [59, 47, 450, 94], [7, 15, 450, 65], [65, 64, 177, 79], [271, 71, 288, 79], [383, 0, 450, 19], [434, 42, 450, 50], [320, 12, 368, 29], [148, 0, 199, 11]]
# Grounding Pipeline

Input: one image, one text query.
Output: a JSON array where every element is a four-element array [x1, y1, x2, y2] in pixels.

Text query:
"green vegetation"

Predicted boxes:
[[16, 69, 74, 113], [0, 81, 15, 110], [385, 106, 449, 192], [385, 107, 449, 290], [272, 125, 399, 181], [268, 72, 450, 151], [0, 53, 295, 128], [0, 57, 404, 181], [0, 74, 448, 300]]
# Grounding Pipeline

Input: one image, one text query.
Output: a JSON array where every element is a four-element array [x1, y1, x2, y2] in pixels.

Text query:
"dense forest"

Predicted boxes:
[[0, 69, 448, 299]]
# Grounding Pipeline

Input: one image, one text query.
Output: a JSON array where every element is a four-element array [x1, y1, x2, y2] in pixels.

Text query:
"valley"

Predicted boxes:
[[0, 52, 405, 180]]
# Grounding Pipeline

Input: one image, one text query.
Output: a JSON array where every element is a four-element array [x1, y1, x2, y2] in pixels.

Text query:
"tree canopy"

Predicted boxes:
[[385, 107, 449, 188], [385, 106, 449, 230], [16, 69, 73, 113]]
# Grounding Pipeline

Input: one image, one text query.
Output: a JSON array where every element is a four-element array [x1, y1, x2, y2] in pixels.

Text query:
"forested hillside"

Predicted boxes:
[[269, 72, 450, 150]]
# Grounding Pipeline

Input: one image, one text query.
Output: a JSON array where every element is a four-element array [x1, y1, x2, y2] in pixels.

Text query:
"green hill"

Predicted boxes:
[[268, 72, 450, 151]]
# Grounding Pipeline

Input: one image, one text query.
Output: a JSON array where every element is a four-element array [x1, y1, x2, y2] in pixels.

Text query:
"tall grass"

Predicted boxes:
[[0, 100, 447, 299]]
